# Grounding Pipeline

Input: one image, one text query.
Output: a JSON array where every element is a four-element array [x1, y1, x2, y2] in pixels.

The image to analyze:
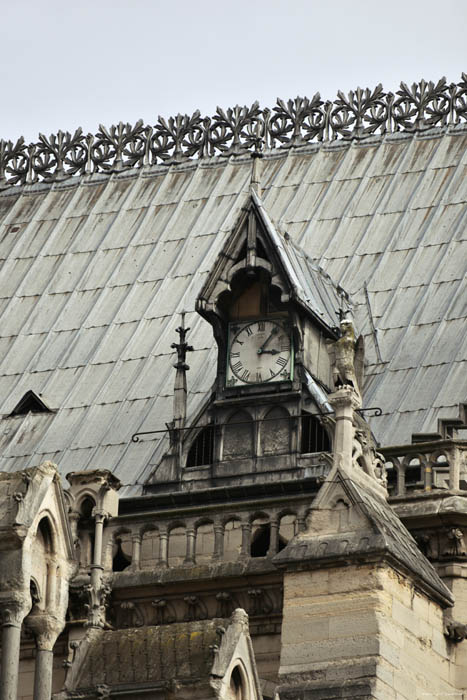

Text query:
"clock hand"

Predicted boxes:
[[260, 349, 279, 355], [257, 327, 279, 354]]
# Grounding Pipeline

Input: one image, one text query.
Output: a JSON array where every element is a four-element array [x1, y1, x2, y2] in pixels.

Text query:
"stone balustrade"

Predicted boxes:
[[98, 503, 311, 574], [382, 439, 467, 497]]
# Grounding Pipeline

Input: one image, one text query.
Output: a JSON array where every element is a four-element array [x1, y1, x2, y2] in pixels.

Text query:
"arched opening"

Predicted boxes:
[[227, 665, 248, 700], [405, 458, 423, 489], [251, 525, 270, 557], [301, 412, 331, 453], [77, 497, 96, 569], [186, 426, 215, 467], [223, 410, 254, 460], [80, 496, 95, 519], [38, 517, 54, 553], [260, 406, 290, 455], [113, 537, 131, 572]]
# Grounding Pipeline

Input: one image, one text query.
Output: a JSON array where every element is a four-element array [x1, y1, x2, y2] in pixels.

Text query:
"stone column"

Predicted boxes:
[[0, 597, 30, 700], [90, 510, 107, 590], [213, 523, 224, 561], [131, 533, 142, 570], [329, 386, 361, 471], [240, 522, 251, 559], [26, 613, 64, 700], [267, 518, 279, 556], [184, 528, 196, 565], [159, 528, 168, 568]]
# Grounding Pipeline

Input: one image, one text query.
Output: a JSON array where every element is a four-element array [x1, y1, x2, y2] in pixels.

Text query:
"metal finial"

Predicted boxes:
[[171, 313, 193, 370]]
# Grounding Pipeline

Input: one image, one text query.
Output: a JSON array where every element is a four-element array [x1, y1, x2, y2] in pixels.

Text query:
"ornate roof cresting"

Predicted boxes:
[[1, 75, 466, 189]]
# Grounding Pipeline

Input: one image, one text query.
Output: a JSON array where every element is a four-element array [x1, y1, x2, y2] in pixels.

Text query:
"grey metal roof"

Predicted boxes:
[[0, 127, 465, 491]]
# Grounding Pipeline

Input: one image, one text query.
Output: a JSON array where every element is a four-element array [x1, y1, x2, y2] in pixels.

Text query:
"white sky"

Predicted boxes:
[[1, 0, 466, 143]]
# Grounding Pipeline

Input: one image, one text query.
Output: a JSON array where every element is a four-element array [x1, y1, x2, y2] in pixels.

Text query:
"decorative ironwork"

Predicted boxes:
[[356, 407, 383, 418], [7, 75, 462, 190]]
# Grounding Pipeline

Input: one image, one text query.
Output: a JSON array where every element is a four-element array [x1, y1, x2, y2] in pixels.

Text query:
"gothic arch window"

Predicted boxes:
[[186, 426, 214, 467], [223, 410, 254, 460], [227, 665, 248, 700], [301, 412, 331, 453], [260, 406, 290, 455]]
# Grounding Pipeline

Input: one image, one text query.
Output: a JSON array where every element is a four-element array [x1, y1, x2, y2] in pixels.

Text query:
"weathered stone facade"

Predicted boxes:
[[0, 81, 466, 699]]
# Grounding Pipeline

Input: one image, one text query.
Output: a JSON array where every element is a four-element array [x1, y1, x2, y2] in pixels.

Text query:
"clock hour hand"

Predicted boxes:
[[260, 349, 279, 355]]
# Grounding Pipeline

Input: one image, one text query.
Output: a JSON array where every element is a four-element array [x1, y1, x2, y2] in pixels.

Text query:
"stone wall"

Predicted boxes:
[[278, 563, 455, 699]]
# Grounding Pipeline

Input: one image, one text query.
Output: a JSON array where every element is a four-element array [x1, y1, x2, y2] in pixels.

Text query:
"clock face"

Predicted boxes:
[[226, 319, 292, 386]]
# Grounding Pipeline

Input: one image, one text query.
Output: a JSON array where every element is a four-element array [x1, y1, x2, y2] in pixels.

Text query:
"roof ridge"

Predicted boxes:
[[1, 75, 465, 190]]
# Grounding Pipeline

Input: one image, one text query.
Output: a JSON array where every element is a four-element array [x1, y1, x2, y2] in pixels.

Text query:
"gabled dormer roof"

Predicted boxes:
[[10, 390, 51, 416], [196, 189, 351, 335]]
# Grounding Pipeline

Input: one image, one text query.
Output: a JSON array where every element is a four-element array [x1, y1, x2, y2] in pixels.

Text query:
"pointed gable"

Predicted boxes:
[[274, 467, 453, 607], [196, 190, 350, 335], [10, 390, 52, 416]]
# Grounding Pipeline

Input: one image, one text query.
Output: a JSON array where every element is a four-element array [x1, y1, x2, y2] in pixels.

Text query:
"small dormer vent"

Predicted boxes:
[[10, 391, 51, 416]]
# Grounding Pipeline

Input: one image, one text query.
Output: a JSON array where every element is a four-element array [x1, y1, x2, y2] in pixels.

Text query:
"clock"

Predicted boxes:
[[226, 318, 293, 386]]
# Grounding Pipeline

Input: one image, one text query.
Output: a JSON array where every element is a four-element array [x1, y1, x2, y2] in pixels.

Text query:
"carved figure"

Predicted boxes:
[[330, 317, 364, 398], [444, 528, 467, 558], [415, 534, 434, 560], [445, 620, 467, 643]]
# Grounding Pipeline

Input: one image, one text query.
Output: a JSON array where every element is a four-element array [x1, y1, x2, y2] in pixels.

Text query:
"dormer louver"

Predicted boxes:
[[10, 390, 51, 416]]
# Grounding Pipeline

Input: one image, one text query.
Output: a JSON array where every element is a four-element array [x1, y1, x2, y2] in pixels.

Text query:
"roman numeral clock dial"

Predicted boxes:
[[226, 319, 293, 387]]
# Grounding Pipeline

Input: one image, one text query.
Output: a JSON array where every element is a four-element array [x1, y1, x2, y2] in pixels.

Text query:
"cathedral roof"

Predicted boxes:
[[0, 98, 465, 491]]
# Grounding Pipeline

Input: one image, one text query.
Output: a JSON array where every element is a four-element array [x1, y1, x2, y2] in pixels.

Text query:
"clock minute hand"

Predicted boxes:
[[257, 327, 278, 354]]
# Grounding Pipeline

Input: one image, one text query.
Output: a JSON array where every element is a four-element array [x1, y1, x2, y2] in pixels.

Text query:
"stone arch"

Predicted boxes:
[[226, 662, 250, 700], [31, 516, 56, 607], [401, 453, 425, 489], [223, 410, 254, 460], [112, 527, 132, 572], [78, 494, 96, 519], [186, 425, 215, 467], [260, 405, 290, 455]]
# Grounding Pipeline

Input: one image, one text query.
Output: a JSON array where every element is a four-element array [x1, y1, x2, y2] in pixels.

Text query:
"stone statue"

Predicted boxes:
[[329, 316, 364, 399]]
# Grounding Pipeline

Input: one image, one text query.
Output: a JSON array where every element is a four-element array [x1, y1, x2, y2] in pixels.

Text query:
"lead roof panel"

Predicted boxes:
[[0, 128, 465, 487]]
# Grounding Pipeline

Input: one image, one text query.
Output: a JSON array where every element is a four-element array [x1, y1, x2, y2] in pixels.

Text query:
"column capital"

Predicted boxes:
[[329, 386, 361, 413], [24, 612, 64, 651], [0, 593, 30, 628], [92, 508, 109, 523]]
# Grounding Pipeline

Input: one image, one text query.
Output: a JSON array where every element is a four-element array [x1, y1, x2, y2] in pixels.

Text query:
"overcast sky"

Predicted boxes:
[[1, 0, 466, 143]]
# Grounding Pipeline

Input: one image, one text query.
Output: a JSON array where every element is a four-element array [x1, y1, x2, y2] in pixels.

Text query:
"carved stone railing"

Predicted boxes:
[[382, 439, 467, 497], [1, 75, 466, 189]]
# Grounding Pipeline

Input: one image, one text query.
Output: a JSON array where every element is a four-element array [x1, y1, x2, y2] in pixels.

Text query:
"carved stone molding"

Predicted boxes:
[[1, 75, 465, 189], [0, 594, 31, 628]]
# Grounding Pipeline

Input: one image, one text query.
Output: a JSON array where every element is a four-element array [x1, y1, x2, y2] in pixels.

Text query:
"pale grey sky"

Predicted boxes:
[[1, 0, 466, 143]]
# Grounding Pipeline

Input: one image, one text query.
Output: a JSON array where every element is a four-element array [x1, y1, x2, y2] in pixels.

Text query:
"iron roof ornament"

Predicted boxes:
[[0, 75, 466, 189]]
